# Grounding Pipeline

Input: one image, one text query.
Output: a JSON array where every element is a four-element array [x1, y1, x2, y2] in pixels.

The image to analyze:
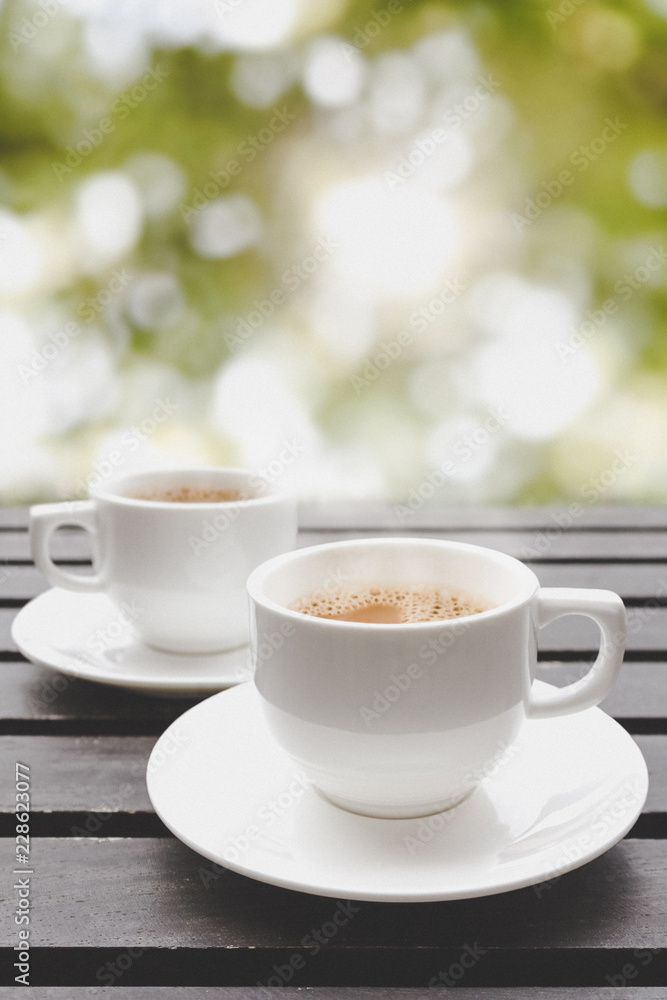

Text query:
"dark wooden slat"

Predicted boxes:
[[537, 662, 667, 720], [3, 605, 666, 654], [297, 531, 667, 561], [6, 503, 667, 531], [636, 738, 667, 814], [4, 562, 667, 603], [532, 563, 667, 597], [298, 504, 667, 531], [1, 529, 93, 562], [0, 736, 152, 812], [0, 734, 662, 816], [537, 607, 667, 652], [0, 508, 29, 527], [1, 838, 666, 953], [6, 528, 667, 563], [0, 565, 48, 600], [0, 661, 195, 729]]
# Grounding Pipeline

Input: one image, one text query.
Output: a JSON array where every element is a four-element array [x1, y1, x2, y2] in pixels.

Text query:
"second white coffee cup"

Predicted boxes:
[[30, 467, 297, 654]]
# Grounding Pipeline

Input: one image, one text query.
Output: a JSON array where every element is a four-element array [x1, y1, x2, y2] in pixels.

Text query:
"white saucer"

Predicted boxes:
[[146, 681, 648, 901], [11, 589, 252, 698]]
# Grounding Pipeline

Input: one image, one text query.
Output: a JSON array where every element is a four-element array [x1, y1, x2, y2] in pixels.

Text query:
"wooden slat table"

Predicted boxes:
[[1, 504, 666, 997]]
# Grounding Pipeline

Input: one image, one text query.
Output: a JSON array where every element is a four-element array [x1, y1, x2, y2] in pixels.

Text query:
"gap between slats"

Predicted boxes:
[[0, 946, 666, 988], [0, 816, 663, 840], [0, 811, 170, 837]]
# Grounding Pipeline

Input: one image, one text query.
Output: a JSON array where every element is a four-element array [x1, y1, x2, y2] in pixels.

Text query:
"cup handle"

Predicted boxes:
[[30, 501, 105, 592], [527, 588, 626, 719]]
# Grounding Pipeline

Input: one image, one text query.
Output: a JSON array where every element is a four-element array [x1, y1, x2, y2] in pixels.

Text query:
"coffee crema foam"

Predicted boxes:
[[289, 583, 494, 624], [126, 486, 253, 503]]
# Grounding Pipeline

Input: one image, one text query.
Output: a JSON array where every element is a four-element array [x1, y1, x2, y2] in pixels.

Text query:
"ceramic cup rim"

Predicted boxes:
[[247, 536, 540, 631], [88, 466, 290, 510]]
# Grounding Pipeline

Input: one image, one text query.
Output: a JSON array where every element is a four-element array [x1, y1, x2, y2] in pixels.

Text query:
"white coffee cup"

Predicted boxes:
[[31, 467, 297, 654], [247, 537, 626, 819]]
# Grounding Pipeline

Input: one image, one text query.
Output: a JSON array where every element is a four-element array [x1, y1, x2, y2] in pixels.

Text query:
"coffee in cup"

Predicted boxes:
[[125, 485, 253, 503], [247, 537, 626, 819], [289, 582, 494, 623]]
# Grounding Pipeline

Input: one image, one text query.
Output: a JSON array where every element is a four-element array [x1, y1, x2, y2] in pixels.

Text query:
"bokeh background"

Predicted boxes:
[[1, 0, 666, 506]]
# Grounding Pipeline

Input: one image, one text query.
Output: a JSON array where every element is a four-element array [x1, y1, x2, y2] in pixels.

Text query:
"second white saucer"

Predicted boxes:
[[147, 681, 648, 901], [12, 588, 252, 697]]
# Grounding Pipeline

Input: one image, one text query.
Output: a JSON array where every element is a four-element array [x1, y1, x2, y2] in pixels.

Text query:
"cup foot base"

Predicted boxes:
[[145, 638, 248, 656], [314, 785, 474, 819]]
